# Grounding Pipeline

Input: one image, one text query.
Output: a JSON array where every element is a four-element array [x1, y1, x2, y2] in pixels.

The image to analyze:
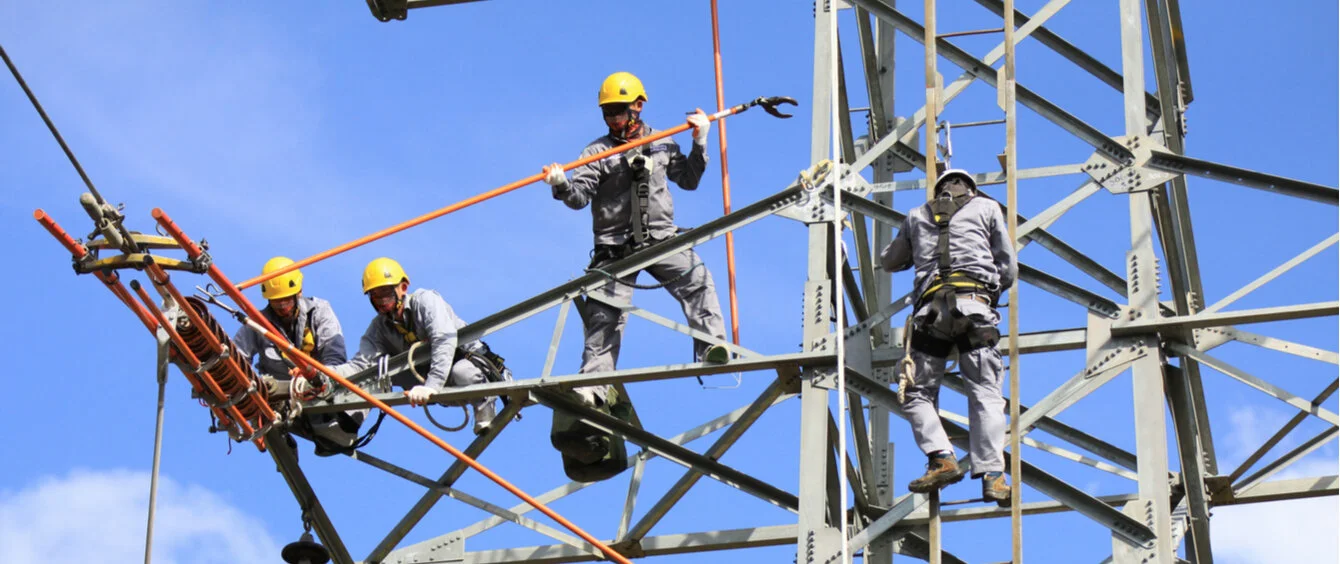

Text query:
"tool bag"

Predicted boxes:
[[550, 386, 638, 483]]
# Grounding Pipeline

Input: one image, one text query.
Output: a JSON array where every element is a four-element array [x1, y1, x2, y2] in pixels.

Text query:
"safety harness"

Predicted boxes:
[[910, 186, 1002, 358], [583, 143, 704, 290], [273, 305, 317, 365], [390, 313, 516, 405], [626, 146, 654, 249]]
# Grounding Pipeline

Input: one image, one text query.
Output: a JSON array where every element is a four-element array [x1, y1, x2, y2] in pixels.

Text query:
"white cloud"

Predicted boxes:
[[1211, 459, 1339, 564], [0, 469, 281, 564], [1209, 407, 1339, 563]]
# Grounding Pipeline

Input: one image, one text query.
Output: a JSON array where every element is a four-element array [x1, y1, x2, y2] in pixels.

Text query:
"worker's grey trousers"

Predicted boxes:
[[901, 297, 1007, 475], [575, 248, 727, 403]]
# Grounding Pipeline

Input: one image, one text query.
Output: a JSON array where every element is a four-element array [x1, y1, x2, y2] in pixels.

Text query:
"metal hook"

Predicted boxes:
[[754, 96, 799, 118]]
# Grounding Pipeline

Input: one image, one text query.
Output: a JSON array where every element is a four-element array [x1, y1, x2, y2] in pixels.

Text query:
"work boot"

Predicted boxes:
[[907, 452, 965, 493], [982, 471, 1011, 507], [473, 399, 498, 436], [703, 344, 731, 364]]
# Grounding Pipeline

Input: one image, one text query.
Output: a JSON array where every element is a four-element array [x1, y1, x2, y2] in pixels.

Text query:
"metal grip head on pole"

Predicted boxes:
[[754, 96, 799, 118]]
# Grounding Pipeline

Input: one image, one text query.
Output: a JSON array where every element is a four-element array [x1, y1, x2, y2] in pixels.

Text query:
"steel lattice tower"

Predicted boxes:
[[25, 0, 1336, 562]]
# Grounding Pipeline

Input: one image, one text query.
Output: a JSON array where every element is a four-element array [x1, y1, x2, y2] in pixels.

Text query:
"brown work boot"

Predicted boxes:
[[982, 472, 1011, 507], [907, 453, 965, 493]]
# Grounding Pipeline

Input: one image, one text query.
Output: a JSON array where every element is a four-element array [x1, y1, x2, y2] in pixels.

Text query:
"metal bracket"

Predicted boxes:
[[853, 117, 919, 175], [1084, 340, 1148, 379], [1083, 135, 1179, 194], [386, 532, 465, 564], [84, 233, 181, 251], [810, 366, 840, 390], [1121, 250, 1162, 322], [778, 160, 840, 224], [1191, 327, 1234, 352], [189, 250, 213, 274], [75, 253, 200, 274]]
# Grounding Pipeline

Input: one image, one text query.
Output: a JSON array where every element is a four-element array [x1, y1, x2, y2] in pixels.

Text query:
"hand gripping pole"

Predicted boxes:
[[237, 95, 798, 292]]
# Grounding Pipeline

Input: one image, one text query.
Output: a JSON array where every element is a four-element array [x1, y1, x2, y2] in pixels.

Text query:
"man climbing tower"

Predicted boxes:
[[880, 169, 1017, 505]]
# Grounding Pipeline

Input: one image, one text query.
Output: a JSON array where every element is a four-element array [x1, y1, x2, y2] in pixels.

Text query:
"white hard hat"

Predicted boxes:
[[934, 168, 977, 194]]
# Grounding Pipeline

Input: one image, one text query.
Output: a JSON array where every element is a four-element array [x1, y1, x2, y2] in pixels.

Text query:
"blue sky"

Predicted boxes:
[[1, 1, 1335, 563]]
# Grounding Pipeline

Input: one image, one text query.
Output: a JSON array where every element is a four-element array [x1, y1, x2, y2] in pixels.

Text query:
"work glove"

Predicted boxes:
[[405, 385, 437, 407], [687, 109, 710, 145], [290, 372, 326, 401], [288, 363, 317, 380], [542, 163, 568, 187]]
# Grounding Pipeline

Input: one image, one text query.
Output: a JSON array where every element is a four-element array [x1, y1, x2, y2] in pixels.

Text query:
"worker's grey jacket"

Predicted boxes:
[[335, 289, 482, 390], [553, 130, 708, 246], [879, 196, 1017, 297], [234, 296, 346, 379]]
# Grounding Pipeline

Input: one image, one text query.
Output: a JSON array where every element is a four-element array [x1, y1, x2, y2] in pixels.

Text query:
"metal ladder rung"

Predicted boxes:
[[937, 27, 1005, 39]]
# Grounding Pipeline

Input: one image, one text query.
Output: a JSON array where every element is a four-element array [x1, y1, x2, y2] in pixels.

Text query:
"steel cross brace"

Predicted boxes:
[[533, 388, 800, 514], [617, 372, 796, 547], [265, 428, 355, 564], [347, 450, 601, 560], [834, 190, 1123, 318], [308, 351, 830, 414], [322, 182, 810, 396], [853, 0, 1139, 164], [448, 391, 799, 546], [366, 398, 526, 562], [841, 370, 1157, 549]]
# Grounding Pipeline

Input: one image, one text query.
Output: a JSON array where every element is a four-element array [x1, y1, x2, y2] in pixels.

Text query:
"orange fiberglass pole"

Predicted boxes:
[[151, 209, 315, 379], [240, 317, 634, 564], [237, 96, 796, 292], [129, 279, 254, 440], [709, 0, 741, 346], [142, 259, 277, 426], [36, 209, 266, 445], [34, 209, 157, 332]]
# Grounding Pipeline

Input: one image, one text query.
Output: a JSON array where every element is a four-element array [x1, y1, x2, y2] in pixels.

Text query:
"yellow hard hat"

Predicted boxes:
[[362, 257, 408, 294], [598, 72, 647, 106], [260, 257, 303, 300]]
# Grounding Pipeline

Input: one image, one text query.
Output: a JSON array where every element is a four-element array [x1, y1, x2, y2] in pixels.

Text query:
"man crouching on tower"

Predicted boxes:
[[879, 168, 1017, 505]]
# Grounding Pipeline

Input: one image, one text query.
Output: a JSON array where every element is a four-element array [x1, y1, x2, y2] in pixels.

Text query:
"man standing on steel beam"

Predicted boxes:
[[880, 169, 1018, 505], [335, 257, 509, 436], [541, 71, 731, 411], [234, 256, 363, 456]]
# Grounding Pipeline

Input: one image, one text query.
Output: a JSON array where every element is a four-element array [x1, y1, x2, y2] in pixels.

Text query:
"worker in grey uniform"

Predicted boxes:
[[334, 257, 499, 435], [540, 71, 730, 407], [879, 169, 1017, 504], [233, 256, 363, 455]]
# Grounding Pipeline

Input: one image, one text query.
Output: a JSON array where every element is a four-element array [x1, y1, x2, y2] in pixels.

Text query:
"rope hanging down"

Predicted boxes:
[[709, 0, 742, 346]]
